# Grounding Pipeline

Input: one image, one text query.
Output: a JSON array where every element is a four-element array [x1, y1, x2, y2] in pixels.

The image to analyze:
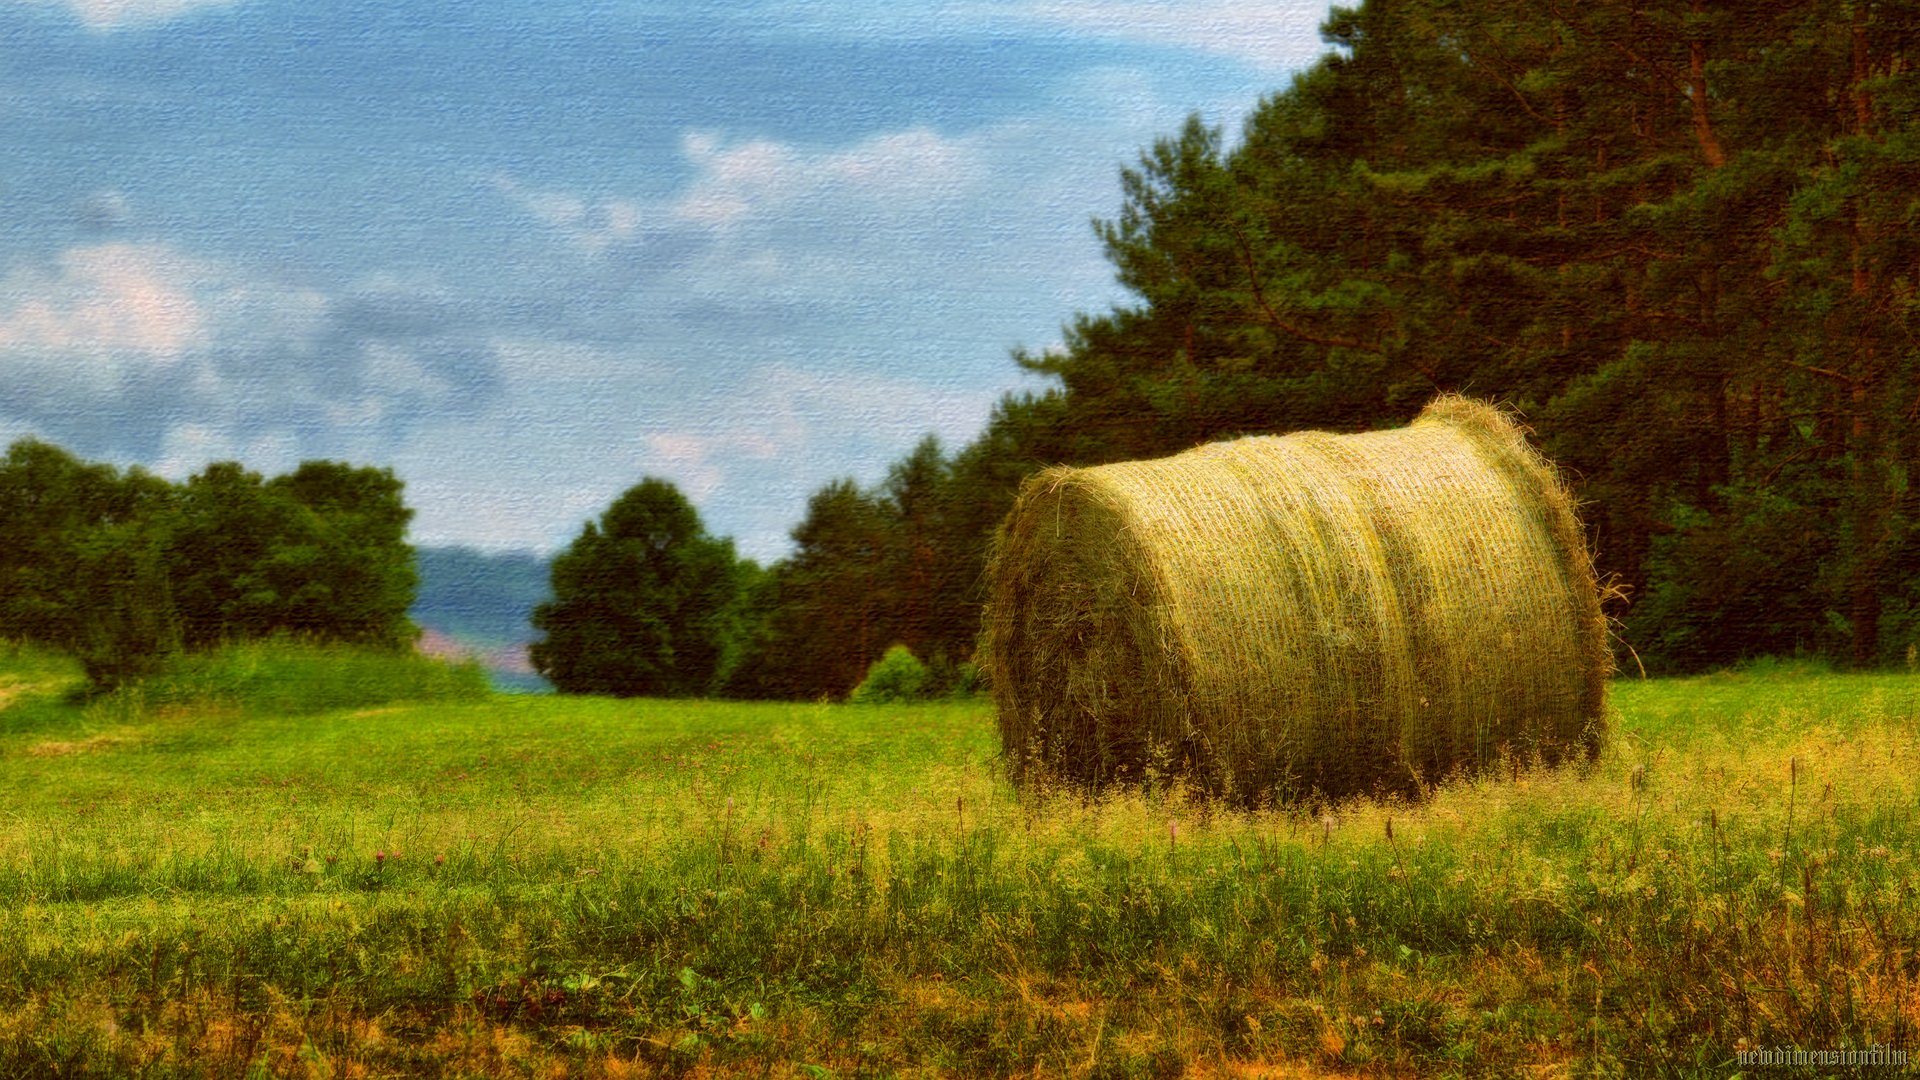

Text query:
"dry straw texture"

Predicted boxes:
[[980, 395, 1609, 804]]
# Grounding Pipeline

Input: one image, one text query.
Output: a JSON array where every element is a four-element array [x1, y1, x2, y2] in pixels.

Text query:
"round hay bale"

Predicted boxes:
[[980, 395, 1608, 803]]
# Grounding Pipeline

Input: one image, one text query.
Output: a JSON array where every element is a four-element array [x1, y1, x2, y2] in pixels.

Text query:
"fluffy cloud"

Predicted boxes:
[[468, 112, 1157, 556], [0, 243, 205, 367], [670, 127, 987, 228], [492, 177, 642, 256], [0, 243, 501, 462], [21, 0, 244, 29]]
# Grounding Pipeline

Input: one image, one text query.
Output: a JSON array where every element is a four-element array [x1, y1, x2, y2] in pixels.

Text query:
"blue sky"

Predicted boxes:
[[0, 0, 1335, 561]]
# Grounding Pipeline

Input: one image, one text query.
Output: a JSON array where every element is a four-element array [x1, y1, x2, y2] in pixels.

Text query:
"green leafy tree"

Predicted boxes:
[[0, 440, 168, 649], [71, 516, 180, 688], [266, 461, 418, 646], [161, 459, 416, 649], [531, 478, 739, 697]]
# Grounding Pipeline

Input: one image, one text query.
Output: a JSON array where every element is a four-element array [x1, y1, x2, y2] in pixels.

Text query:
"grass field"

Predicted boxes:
[[2, 644, 1918, 1077]]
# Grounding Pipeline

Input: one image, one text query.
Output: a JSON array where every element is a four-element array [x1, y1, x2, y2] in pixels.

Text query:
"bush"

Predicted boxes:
[[116, 638, 489, 716], [849, 645, 929, 704]]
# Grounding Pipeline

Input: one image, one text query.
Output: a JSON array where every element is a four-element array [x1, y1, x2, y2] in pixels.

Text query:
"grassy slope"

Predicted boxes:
[[2, 650, 1918, 1077]]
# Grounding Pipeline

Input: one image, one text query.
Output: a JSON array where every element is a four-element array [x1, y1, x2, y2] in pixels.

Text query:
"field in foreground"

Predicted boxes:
[[2, 647, 1918, 1078]]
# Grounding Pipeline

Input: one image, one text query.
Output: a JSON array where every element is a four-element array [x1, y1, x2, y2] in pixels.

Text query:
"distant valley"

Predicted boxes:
[[410, 547, 551, 692]]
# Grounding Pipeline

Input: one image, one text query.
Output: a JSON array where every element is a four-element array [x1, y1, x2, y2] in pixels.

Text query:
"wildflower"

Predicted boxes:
[[375, 851, 387, 864], [435, 854, 446, 866]]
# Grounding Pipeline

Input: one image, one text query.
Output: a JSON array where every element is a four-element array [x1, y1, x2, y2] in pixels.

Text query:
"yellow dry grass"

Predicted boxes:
[[24, 732, 132, 757]]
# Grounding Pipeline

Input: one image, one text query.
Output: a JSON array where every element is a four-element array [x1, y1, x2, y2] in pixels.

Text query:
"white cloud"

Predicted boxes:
[[643, 432, 783, 502], [0, 243, 206, 386], [23, 0, 244, 29], [671, 127, 987, 230], [0, 242, 334, 373], [150, 422, 296, 479], [491, 176, 642, 255]]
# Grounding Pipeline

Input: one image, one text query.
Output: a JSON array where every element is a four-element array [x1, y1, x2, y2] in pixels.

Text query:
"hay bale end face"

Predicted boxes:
[[980, 396, 1609, 803]]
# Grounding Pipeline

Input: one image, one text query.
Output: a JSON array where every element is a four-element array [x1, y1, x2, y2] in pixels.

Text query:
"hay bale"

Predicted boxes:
[[980, 395, 1608, 803]]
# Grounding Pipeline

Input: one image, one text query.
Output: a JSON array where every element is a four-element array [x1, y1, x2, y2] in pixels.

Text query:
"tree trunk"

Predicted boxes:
[[1687, 0, 1727, 168]]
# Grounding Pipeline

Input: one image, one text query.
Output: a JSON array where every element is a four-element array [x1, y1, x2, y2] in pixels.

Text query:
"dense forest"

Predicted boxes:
[[723, 0, 1920, 692], [8, 0, 1917, 698]]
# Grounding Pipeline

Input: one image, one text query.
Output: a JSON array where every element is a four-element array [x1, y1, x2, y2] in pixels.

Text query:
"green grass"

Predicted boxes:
[[108, 638, 492, 717], [2, 651, 1919, 1077]]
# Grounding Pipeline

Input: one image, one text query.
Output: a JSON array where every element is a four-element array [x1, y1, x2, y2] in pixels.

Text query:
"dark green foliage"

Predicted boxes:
[[0, 440, 170, 651], [531, 478, 740, 697], [166, 460, 417, 650], [723, 436, 1002, 700], [70, 516, 179, 689], [719, 478, 890, 700], [0, 438, 422, 689]]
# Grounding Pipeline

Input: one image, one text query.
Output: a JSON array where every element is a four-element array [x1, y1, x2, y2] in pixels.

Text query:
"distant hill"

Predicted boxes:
[[411, 547, 551, 691]]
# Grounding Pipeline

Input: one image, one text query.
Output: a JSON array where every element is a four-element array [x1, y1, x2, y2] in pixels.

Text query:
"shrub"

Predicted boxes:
[[849, 644, 929, 704]]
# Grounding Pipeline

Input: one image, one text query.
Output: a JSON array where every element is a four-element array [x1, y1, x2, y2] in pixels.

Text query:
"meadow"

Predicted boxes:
[[1, 643, 1917, 1078]]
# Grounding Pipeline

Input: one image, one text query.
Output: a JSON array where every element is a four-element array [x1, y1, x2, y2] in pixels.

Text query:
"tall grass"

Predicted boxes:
[[108, 637, 490, 717], [0, 658, 1916, 1075]]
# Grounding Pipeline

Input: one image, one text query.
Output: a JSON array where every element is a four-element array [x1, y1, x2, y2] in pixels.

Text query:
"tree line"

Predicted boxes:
[[566, 0, 1919, 696], [0, 440, 416, 687], [13, 0, 1914, 698]]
